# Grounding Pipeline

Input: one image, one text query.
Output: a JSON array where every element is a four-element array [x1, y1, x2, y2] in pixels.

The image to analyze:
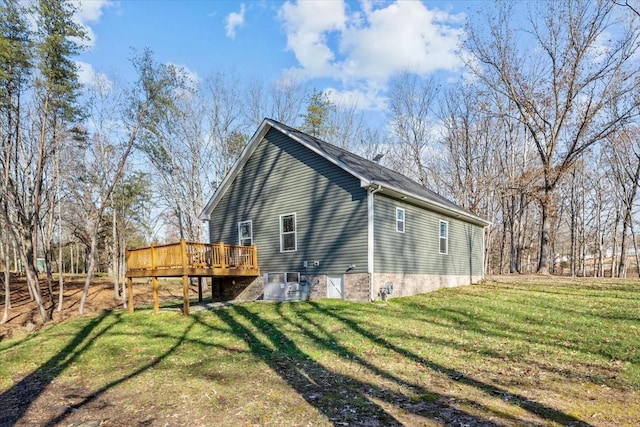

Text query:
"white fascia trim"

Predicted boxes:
[[198, 120, 272, 220]]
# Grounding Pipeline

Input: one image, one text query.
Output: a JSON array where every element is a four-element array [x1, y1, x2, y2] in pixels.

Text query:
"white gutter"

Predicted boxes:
[[368, 184, 383, 301], [366, 180, 491, 227]]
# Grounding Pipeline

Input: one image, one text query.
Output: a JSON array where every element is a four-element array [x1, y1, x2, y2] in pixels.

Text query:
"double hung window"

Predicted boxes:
[[238, 220, 253, 246], [396, 208, 405, 233], [439, 220, 448, 255], [280, 213, 297, 252]]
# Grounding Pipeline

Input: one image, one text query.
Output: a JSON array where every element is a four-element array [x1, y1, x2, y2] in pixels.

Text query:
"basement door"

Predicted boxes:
[[327, 275, 343, 299]]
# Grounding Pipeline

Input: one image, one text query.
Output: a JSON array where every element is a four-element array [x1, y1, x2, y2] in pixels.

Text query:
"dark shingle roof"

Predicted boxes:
[[267, 119, 487, 225]]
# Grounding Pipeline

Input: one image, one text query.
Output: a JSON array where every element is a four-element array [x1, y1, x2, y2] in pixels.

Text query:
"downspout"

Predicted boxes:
[[368, 184, 382, 301]]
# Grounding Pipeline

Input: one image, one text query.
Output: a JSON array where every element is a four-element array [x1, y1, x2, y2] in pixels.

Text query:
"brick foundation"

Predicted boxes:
[[343, 273, 370, 302], [206, 272, 476, 303], [211, 276, 263, 302], [372, 273, 483, 300]]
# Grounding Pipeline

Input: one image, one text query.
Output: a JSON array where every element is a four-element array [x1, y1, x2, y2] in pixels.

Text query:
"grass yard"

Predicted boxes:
[[0, 277, 638, 426]]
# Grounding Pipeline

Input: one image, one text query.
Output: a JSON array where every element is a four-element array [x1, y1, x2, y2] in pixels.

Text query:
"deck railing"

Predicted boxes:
[[126, 240, 258, 273]]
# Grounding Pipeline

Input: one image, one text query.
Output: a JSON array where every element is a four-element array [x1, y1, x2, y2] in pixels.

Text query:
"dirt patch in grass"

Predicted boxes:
[[0, 275, 193, 341]]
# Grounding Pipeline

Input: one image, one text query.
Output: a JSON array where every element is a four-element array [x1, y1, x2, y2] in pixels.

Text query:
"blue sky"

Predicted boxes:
[[74, 0, 482, 113]]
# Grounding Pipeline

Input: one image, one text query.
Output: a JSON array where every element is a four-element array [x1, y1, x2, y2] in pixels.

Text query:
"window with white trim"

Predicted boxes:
[[396, 208, 405, 233], [238, 220, 253, 246], [439, 220, 448, 254], [280, 213, 297, 252]]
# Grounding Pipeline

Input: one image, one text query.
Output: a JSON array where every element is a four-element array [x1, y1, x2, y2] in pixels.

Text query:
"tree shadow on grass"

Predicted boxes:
[[0, 310, 116, 426], [210, 304, 502, 426], [307, 301, 594, 427], [0, 309, 203, 427], [40, 316, 197, 427]]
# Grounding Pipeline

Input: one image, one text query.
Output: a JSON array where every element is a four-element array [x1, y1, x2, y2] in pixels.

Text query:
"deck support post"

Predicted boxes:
[[180, 239, 190, 315], [127, 277, 134, 313], [152, 277, 159, 314], [182, 275, 189, 315], [198, 277, 203, 302]]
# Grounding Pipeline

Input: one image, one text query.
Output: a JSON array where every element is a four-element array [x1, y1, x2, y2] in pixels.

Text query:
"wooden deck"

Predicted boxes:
[[125, 240, 259, 315]]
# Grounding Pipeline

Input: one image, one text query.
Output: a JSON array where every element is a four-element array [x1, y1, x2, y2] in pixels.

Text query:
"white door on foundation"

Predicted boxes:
[[327, 275, 343, 299]]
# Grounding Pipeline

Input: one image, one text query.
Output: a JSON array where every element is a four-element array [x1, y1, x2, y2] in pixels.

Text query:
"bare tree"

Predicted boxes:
[[246, 76, 307, 128], [387, 73, 438, 187], [606, 127, 640, 277], [138, 70, 247, 241], [465, 0, 640, 273], [76, 50, 183, 315]]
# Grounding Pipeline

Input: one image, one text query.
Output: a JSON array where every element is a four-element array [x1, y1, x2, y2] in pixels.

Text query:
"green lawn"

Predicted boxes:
[[1, 278, 639, 426]]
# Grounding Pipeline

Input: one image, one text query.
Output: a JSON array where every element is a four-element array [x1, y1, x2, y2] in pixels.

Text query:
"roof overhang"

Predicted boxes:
[[361, 180, 492, 227]]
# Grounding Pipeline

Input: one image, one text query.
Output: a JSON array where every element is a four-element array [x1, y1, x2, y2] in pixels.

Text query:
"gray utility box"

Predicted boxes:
[[264, 279, 310, 302]]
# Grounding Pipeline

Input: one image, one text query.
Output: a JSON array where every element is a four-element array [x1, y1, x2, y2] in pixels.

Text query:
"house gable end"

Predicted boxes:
[[207, 126, 369, 275]]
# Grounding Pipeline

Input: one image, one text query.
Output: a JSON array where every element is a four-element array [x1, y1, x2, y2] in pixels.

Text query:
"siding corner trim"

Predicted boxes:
[[368, 184, 382, 301]]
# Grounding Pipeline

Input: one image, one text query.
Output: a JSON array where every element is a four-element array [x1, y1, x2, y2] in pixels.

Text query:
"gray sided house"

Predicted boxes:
[[199, 119, 490, 302]]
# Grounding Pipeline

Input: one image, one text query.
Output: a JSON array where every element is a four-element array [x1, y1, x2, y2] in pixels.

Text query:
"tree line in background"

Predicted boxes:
[[1, 0, 639, 323]]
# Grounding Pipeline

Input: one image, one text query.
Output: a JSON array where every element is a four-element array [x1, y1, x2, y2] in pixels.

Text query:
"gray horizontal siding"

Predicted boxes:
[[374, 194, 484, 276], [209, 128, 368, 275]]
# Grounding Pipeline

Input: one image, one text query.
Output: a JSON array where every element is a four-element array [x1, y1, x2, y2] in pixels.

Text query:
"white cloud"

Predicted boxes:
[[279, 0, 347, 77], [72, 0, 114, 48], [278, 1, 466, 110], [76, 0, 111, 23], [76, 61, 112, 89], [225, 4, 246, 39], [324, 86, 386, 111], [340, 2, 465, 80]]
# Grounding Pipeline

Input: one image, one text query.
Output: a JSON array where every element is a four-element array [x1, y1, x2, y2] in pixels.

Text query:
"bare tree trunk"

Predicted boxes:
[[57, 169, 64, 312], [619, 209, 631, 278], [617, 160, 640, 277], [15, 232, 47, 323], [79, 233, 98, 315], [611, 209, 619, 278], [570, 174, 577, 277], [1, 232, 11, 324], [631, 219, 640, 278], [111, 197, 119, 299], [57, 239, 64, 311], [538, 192, 552, 275]]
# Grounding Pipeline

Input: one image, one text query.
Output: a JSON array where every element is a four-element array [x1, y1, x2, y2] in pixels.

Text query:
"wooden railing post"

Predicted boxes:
[[180, 239, 187, 268], [151, 245, 156, 270], [252, 245, 258, 269], [219, 242, 226, 268]]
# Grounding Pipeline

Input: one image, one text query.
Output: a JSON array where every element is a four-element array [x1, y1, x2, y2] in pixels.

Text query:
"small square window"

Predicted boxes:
[[396, 208, 405, 233]]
